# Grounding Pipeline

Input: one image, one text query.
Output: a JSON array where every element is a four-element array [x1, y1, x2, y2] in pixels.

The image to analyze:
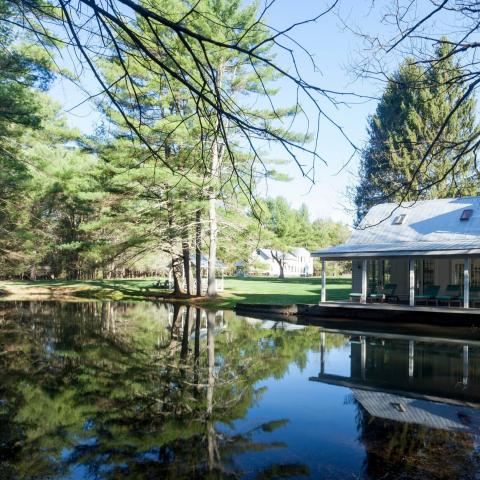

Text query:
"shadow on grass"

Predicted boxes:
[[227, 276, 351, 285], [2, 276, 352, 308]]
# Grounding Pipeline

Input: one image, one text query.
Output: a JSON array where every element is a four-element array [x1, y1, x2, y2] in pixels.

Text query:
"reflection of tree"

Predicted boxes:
[[354, 399, 480, 479], [0, 301, 319, 479]]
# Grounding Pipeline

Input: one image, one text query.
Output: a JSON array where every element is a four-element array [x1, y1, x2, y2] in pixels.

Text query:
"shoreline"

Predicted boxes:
[[0, 276, 351, 310]]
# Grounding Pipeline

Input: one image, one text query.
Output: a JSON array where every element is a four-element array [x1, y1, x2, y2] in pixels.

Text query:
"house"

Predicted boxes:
[[238, 247, 314, 277], [189, 254, 226, 292], [313, 196, 480, 307], [310, 328, 480, 432]]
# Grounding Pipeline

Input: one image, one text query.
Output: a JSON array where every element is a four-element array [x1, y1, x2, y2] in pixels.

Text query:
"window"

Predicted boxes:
[[423, 260, 435, 286], [383, 260, 392, 285], [392, 214, 407, 225], [452, 260, 464, 286], [368, 260, 381, 291], [460, 209, 473, 221], [472, 261, 480, 287]]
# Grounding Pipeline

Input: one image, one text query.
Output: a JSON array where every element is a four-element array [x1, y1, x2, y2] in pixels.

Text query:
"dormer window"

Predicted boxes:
[[393, 214, 407, 225], [460, 209, 473, 221]]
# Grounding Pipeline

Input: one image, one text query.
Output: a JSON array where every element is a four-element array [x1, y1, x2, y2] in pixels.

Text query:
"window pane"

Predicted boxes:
[[423, 260, 435, 286], [460, 209, 473, 221]]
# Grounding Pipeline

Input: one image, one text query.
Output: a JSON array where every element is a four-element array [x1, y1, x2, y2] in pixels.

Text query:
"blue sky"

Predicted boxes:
[[48, 1, 401, 226]]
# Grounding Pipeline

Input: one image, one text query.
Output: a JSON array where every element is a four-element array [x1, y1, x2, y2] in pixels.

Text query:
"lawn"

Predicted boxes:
[[217, 276, 351, 309], [0, 276, 352, 309]]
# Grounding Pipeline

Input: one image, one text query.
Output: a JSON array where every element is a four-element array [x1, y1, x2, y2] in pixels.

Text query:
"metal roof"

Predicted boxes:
[[352, 389, 480, 433], [314, 196, 480, 258], [189, 254, 225, 269]]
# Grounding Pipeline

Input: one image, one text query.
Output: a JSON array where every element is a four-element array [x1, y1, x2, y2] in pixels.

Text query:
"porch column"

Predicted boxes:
[[360, 336, 366, 380], [320, 331, 325, 374], [320, 258, 326, 303], [408, 340, 414, 380], [464, 258, 471, 308], [463, 345, 469, 386], [408, 258, 415, 307], [361, 259, 367, 304]]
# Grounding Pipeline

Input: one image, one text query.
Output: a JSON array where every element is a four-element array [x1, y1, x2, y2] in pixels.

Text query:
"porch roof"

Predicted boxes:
[[312, 240, 480, 259]]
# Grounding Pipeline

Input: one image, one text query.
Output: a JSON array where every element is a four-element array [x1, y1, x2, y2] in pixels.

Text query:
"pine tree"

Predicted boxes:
[[354, 41, 479, 223]]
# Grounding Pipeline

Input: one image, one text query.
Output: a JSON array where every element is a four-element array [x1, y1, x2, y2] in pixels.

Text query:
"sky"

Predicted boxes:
[[48, 1, 402, 226]]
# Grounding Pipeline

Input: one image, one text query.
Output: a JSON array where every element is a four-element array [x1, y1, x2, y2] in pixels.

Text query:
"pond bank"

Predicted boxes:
[[0, 276, 351, 309]]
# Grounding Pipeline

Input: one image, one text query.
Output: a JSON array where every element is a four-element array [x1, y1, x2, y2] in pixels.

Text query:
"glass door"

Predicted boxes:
[[423, 259, 435, 292]]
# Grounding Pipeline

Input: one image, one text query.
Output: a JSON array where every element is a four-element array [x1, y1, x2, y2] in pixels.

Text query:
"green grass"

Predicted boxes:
[[0, 276, 352, 309], [215, 276, 351, 309]]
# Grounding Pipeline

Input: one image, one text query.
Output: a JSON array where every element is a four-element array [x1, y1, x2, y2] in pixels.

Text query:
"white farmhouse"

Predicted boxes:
[[249, 247, 314, 277]]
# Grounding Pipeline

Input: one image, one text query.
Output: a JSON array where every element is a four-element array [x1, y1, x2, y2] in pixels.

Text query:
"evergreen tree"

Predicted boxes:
[[354, 41, 479, 223], [0, 0, 54, 276]]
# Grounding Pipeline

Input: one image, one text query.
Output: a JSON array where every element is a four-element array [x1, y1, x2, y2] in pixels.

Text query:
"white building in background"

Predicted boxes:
[[238, 247, 314, 277]]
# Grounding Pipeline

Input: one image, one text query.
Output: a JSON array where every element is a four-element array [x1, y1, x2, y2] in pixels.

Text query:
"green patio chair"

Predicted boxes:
[[460, 286, 480, 308], [349, 292, 362, 302], [436, 284, 462, 306], [415, 284, 440, 305], [368, 283, 398, 303]]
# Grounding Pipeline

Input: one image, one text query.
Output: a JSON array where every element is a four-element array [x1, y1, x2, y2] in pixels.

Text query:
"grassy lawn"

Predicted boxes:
[[0, 276, 351, 309], [216, 276, 351, 309]]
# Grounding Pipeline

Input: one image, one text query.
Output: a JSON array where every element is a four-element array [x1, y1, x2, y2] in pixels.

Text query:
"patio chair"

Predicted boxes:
[[460, 286, 480, 308], [350, 280, 377, 303], [349, 292, 362, 302], [436, 284, 462, 307], [415, 284, 440, 306], [368, 283, 398, 303]]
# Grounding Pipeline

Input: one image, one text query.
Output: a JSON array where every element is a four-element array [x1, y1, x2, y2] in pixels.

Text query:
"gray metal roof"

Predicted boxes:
[[352, 389, 480, 433], [314, 196, 480, 258]]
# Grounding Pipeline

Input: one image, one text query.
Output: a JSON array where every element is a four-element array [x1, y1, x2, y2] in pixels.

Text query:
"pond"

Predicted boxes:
[[0, 301, 480, 479]]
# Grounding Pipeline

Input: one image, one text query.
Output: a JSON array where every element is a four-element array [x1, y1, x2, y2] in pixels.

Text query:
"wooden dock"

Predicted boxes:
[[235, 301, 480, 324]]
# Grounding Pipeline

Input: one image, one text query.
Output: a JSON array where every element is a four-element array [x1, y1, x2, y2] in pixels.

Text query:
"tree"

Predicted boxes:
[[13, 0, 353, 187], [262, 197, 348, 278], [92, 0, 305, 296], [354, 44, 479, 223], [263, 197, 299, 278], [0, 1, 55, 276]]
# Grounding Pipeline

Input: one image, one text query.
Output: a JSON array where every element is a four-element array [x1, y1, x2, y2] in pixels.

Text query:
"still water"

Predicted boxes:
[[1, 301, 480, 479]]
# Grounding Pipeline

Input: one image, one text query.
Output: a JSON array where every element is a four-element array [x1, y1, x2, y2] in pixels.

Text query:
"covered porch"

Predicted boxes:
[[317, 254, 480, 309]]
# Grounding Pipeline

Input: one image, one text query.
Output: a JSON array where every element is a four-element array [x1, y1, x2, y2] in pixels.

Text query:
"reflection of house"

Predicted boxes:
[[310, 328, 480, 433], [237, 248, 314, 277], [314, 196, 480, 306], [351, 389, 480, 432], [242, 317, 307, 331]]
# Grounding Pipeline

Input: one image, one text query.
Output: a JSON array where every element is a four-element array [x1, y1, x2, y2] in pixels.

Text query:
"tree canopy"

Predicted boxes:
[[354, 43, 479, 223]]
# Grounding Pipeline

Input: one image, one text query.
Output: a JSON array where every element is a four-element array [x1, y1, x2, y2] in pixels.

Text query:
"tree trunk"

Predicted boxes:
[[207, 183, 218, 296], [193, 307, 201, 393], [207, 61, 226, 298], [206, 310, 215, 417], [182, 238, 192, 295], [180, 306, 190, 359], [29, 264, 36, 281], [271, 250, 285, 279], [195, 209, 202, 296], [278, 262, 285, 279], [172, 253, 184, 295], [167, 195, 184, 296]]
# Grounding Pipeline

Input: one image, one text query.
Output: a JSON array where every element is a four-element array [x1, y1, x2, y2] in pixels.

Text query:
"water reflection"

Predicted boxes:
[[0, 301, 479, 479], [310, 327, 480, 479]]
